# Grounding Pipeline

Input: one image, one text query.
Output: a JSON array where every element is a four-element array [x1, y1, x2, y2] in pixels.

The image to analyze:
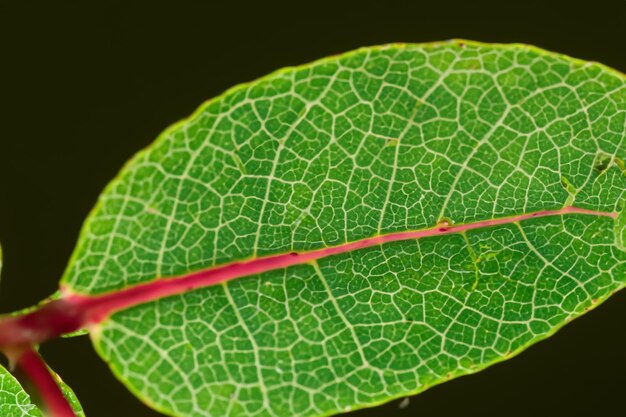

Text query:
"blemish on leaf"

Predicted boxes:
[[384, 137, 400, 147], [560, 176, 577, 205], [616, 157, 626, 174], [232, 153, 247, 174], [437, 217, 454, 226], [594, 154, 611, 173], [560, 176, 577, 194], [481, 251, 500, 261], [461, 233, 481, 291]]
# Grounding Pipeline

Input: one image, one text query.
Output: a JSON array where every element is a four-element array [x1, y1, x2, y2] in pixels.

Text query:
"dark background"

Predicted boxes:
[[1, 1, 625, 416]]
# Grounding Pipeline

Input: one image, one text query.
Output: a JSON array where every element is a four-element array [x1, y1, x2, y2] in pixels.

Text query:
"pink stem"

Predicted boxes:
[[16, 348, 76, 417], [0, 206, 617, 349]]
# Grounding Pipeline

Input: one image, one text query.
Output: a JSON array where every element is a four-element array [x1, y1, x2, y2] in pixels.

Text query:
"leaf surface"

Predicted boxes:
[[0, 365, 42, 417], [62, 41, 626, 417]]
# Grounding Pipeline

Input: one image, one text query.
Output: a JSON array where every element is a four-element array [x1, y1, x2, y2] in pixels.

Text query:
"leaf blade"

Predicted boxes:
[[62, 41, 626, 416]]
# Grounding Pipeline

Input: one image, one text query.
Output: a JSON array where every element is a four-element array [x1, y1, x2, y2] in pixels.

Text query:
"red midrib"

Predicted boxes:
[[0, 205, 617, 349]]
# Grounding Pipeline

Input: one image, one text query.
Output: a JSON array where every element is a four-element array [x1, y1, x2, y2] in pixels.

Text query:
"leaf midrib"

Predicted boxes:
[[69, 205, 616, 325], [0, 205, 615, 351]]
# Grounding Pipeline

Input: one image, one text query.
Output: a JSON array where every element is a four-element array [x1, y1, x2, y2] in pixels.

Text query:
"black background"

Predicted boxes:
[[1, 1, 625, 416]]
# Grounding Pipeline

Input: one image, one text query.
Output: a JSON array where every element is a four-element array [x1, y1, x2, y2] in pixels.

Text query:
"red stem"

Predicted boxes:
[[0, 206, 617, 350], [16, 348, 76, 417]]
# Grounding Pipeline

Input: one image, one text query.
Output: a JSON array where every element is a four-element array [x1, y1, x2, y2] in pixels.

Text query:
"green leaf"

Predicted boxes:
[[0, 364, 41, 417], [0, 247, 84, 416], [0, 365, 85, 417], [62, 40, 626, 417]]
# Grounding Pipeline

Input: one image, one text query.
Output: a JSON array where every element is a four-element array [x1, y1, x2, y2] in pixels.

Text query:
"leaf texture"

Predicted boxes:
[[61, 41, 626, 417], [0, 365, 42, 417]]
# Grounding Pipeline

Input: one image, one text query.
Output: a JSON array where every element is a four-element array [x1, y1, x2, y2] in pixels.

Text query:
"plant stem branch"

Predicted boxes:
[[16, 348, 76, 417]]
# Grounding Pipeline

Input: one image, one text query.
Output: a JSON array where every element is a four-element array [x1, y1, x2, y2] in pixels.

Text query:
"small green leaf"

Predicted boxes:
[[0, 364, 85, 417], [62, 41, 626, 417], [0, 364, 41, 417]]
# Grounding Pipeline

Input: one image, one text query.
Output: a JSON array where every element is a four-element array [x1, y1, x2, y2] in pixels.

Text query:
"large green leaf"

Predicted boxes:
[[0, 247, 84, 416], [62, 41, 626, 417]]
